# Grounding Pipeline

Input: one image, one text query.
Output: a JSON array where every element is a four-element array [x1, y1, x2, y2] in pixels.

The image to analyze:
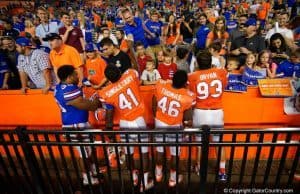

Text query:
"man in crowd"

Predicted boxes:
[[43, 33, 84, 86], [100, 37, 132, 73], [59, 11, 85, 61], [230, 18, 265, 64], [15, 37, 54, 94], [1, 36, 21, 89], [35, 6, 59, 49]]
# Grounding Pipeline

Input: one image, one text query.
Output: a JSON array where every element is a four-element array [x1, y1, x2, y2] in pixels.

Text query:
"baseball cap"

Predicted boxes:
[[85, 43, 98, 52], [15, 37, 32, 47], [42, 33, 62, 41], [245, 18, 257, 27]]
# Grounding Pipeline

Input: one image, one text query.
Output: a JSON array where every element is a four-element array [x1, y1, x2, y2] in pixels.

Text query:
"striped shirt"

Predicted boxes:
[[17, 49, 52, 88]]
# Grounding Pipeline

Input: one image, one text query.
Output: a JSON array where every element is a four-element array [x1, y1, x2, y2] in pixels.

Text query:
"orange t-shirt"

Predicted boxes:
[[207, 31, 229, 55], [119, 39, 129, 53], [49, 44, 82, 70], [85, 56, 107, 85], [98, 69, 145, 121], [155, 80, 195, 125], [188, 68, 228, 109], [257, 2, 271, 20]]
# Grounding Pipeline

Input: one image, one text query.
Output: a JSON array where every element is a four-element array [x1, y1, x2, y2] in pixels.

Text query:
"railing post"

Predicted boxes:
[[199, 125, 210, 194], [15, 126, 45, 194]]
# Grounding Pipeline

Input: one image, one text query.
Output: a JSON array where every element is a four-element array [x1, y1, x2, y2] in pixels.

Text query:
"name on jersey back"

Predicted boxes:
[[200, 72, 217, 80], [105, 75, 134, 97], [161, 88, 182, 101]]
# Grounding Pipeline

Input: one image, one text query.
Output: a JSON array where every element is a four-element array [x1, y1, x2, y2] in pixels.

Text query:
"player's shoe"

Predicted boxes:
[[140, 179, 154, 192], [194, 163, 200, 176], [218, 171, 228, 181], [117, 147, 126, 165], [169, 170, 183, 187], [82, 172, 99, 185], [107, 146, 117, 167], [132, 169, 139, 186], [155, 165, 163, 182]]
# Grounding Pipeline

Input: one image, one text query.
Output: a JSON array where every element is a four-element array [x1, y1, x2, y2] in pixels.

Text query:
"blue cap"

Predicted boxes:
[[16, 37, 32, 47], [85, 43, 97, 52], [245, 18, 257, 27]]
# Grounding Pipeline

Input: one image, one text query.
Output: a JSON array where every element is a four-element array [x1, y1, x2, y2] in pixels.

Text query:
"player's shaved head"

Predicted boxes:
[[57, 65, 75, 81], [105, 65, 121, 83], [172, 70, 188, 89], [196, 51, 212, 70]]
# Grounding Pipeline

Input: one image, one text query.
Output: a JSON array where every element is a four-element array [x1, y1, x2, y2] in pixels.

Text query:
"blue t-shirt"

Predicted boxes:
[[196, 25, 210, 49], [276, 60, 300, 77], [13, 22, 25, 32], [0, 53, 9, 87], [227, 19, 238, 32], [145, 20, 163, 46], [54, 83, 88, 125], [123, 17, 148, 48], [84, 21, 94, 43]]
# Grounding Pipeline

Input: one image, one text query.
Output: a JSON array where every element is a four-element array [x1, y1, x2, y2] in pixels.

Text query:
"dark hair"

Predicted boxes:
[[116, 28, 125, 36], [176, 47, 189, 59], [196, 51, 212, 70], [172, 70, 188, 89], [239, 14, 248, 19], [269, 33, 287, 53], [135, 41, 144, 49], [198, 13, 207, 19], [57, 65, 75, 81], [226, 56, 240, 69], [100, 37, 114, 47], [291, 48, 300, 58], [258, 50, 273, 68], [209, 42, 222, 52], [60, 11, 70, 18], [104, 65, 121, 83]]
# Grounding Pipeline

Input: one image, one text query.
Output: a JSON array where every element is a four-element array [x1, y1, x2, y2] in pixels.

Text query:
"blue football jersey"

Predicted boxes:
[[54, 83, 88, 125]]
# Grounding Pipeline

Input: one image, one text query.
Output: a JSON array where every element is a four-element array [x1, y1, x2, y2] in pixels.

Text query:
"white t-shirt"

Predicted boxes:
[[141, 69, 161, 82], [35, 22, 59, 48], [265, 27, 294, 41]]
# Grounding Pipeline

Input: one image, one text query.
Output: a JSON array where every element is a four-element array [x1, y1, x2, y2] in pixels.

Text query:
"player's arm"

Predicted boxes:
[[183, 108, 193, 127], [67, 95, 101, 111], [42, 68, 52, 94], [19, 71, 28, 94]]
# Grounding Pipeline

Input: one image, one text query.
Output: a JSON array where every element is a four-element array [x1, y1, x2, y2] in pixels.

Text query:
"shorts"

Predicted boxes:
[[119, 117, 148, 154], [62, 122, 93, 142], [62, 122, 95, 158], [155, 119, 182, 156], [193, 109, 224, 142]]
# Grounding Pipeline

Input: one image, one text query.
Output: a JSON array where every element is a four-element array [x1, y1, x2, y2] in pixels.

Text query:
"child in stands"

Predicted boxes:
[[257, 50, 277, 78], [141, 58, 161, 85], [158, 48, 177, 80]]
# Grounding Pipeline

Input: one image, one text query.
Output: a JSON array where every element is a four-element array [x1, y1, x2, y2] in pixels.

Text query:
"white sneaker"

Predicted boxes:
[[140, 179, 154, 192], [169, 170, 183, 187], [117, 147, 126, 164], [82, 172, 99, 185], [155, 165, 163, 182], [132, 170, 139, 186]]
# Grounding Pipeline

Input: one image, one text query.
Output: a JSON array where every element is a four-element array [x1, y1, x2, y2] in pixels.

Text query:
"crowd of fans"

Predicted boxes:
[[0, 0, 299, 92], [0, 0, 300, 188]]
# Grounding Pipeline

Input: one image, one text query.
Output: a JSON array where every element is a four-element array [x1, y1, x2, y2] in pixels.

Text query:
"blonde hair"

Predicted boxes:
[[25, 19, 34, 28], [77, 11, 86, 27], [245, 52, 258, 68]]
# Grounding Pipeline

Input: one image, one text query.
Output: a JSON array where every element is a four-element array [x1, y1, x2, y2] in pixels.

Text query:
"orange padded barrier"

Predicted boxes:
[[0, 87, 299, 160]]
